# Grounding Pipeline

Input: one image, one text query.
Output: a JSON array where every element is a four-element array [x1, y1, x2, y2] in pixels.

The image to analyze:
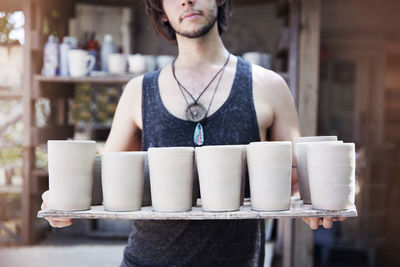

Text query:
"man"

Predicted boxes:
[[42, 0, 344, 265]]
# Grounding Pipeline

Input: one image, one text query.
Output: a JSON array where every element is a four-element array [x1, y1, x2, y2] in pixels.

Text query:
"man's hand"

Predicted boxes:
[[41, 190, 73, 228], [302, 217, 346, 230]]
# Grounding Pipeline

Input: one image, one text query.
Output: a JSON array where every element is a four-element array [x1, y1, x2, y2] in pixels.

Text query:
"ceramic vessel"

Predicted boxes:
[[195, 145, 243, 212], [307, 143, 356, 210], [128, 54, 146, 73], [295, 140, 342, 204], [292, 136, 337, 157], [108, 53, 127, 74], [67, 49, 96, 77], [247, 141, 292, 211], [148, 147, 194, 212], [91, 154, 103, 205], [48, 140, 96, 211], [102, 152, 145, 211], [292, 136, 338, 202]]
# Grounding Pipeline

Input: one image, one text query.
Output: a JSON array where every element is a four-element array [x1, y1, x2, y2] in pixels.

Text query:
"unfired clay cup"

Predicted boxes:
[[247, 141, 292, 211], [292, 136, 337, 157], [101, 152, 145, 211], [292, 136, 338, 202], [195, 145, 243, 212], [295, 140, 342, 204], [148, 147, 194, 212], [307, 143, 356, 210], [48, 140, 96, 211]]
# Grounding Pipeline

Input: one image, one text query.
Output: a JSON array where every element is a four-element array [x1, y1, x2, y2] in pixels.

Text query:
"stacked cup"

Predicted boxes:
[[293, 136, 338, 204], [307, 142, 356, 210]]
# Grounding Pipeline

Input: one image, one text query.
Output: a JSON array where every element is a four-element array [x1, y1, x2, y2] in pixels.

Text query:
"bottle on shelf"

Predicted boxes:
[[101, 34, 116, 72], [59, 36, 72, 77], [42, 35, 59, 77], [86, 32, 100, 72]]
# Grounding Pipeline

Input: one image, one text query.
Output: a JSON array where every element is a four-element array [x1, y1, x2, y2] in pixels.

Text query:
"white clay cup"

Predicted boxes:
[[101, 152, 145, 211], [307, 143, 356, 210], [292, 136, 337, 157], [48, 140, 96, 211], [148, 147, 194, 212], [247, 141, 292, 211], [295, 140, 343, 204], [195, 145, 243, 212]]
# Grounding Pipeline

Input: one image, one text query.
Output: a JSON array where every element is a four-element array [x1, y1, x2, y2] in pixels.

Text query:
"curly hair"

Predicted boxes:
[[143, 0, 232, 43]]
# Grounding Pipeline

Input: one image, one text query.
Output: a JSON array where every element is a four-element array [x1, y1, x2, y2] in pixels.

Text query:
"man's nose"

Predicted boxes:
[[181, 0, 194, 7]]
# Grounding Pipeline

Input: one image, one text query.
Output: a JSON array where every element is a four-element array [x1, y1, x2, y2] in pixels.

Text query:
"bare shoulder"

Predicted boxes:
[[251, 64, 294, 106], [120, 75, 144, 128]]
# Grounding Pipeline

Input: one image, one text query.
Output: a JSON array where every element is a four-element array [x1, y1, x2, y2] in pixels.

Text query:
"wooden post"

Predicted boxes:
[[282, 0, 321, 266], [22, 0, 38, 245], [298, 0, 321, 136]]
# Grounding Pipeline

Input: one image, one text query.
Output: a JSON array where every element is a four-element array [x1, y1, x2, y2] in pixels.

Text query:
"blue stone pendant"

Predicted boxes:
[[193, 122, 204, 146]]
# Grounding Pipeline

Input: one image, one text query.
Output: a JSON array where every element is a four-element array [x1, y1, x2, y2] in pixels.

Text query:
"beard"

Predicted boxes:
[[172, 8, 218, 39]]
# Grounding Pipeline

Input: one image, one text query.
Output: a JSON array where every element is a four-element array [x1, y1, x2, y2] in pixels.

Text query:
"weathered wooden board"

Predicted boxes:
[[37, 198, 357, 220]]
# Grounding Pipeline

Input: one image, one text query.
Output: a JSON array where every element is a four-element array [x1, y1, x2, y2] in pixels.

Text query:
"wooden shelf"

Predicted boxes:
[[32, 168, 48, 178], [0, 91, 22, 99], [37, 197, 358, 220], [0, 185, 22, 194], [34, 74, 138, 85]]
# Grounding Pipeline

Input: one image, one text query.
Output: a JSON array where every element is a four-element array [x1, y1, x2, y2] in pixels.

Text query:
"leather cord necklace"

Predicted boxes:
[[171, 53, 231, 146]]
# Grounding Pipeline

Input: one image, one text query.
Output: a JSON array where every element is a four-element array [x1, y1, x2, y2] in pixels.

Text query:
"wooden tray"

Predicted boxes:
[[37, 197, 357, 220]]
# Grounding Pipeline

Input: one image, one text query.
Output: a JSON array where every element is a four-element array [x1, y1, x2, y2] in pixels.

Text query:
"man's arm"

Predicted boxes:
[[104, 75, 144, 152]]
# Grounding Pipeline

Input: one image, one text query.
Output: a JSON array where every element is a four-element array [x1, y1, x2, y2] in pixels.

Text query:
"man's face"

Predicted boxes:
[[161, 0, 219, 39]]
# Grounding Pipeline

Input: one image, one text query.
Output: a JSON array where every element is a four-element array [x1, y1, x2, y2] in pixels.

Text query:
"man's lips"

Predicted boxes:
[[181, 12, 201, 20]]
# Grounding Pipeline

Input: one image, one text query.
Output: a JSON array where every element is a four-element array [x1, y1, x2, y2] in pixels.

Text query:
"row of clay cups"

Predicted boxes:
[[47, 140, 291, 212], [293, 136, 356, 210], [48, 139, 355, 213], [107, 143, 292, 212]]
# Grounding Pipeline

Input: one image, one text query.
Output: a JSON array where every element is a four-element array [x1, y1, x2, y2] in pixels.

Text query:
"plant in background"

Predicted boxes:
[[0, 12, 23, 45]]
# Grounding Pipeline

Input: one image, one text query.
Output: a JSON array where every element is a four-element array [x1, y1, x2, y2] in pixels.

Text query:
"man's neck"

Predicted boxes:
[[174, 23, 229, 70]]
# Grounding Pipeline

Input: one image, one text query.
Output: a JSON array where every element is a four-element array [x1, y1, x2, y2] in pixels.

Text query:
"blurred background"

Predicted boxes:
[[0, 0, 399, 266]]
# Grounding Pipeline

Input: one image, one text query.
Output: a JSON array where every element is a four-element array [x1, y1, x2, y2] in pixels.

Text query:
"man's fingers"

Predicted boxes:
[[322, 218, 333, 229], [45, 217, 73, 228], [309, 218, 319, 230]]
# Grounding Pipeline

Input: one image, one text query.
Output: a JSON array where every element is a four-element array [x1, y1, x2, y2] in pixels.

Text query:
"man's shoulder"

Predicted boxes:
[[250, 64, 289, 96], [251, 64, 285, 85]]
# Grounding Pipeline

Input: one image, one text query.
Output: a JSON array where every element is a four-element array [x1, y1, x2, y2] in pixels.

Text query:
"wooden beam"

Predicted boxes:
[[31, 125, 75, 145], [288, 0, 300, 103], [0, 0, 23, 12], [22, 0, 37, 245], [297, 0, 321, 136], [283, 0, 322, 266]]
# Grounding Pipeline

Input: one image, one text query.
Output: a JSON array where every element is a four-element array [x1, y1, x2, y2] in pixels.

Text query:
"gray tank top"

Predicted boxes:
[[122, 56, 265, 267]]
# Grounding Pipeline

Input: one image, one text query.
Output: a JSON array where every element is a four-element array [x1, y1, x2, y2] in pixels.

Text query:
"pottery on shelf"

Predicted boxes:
[[48, 140, 96, 211], [195, 145, 243, 212], [247, 141, 292, 211], [148, 147, 194, 212], [307, 142, 356, 210], [101, 151, 146, 211], [295, 140, 342, 204]]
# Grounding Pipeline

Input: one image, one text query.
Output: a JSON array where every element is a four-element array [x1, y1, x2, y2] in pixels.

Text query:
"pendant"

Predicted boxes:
[[193, 122, 204, 146], [186, 103, 207, 122]]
